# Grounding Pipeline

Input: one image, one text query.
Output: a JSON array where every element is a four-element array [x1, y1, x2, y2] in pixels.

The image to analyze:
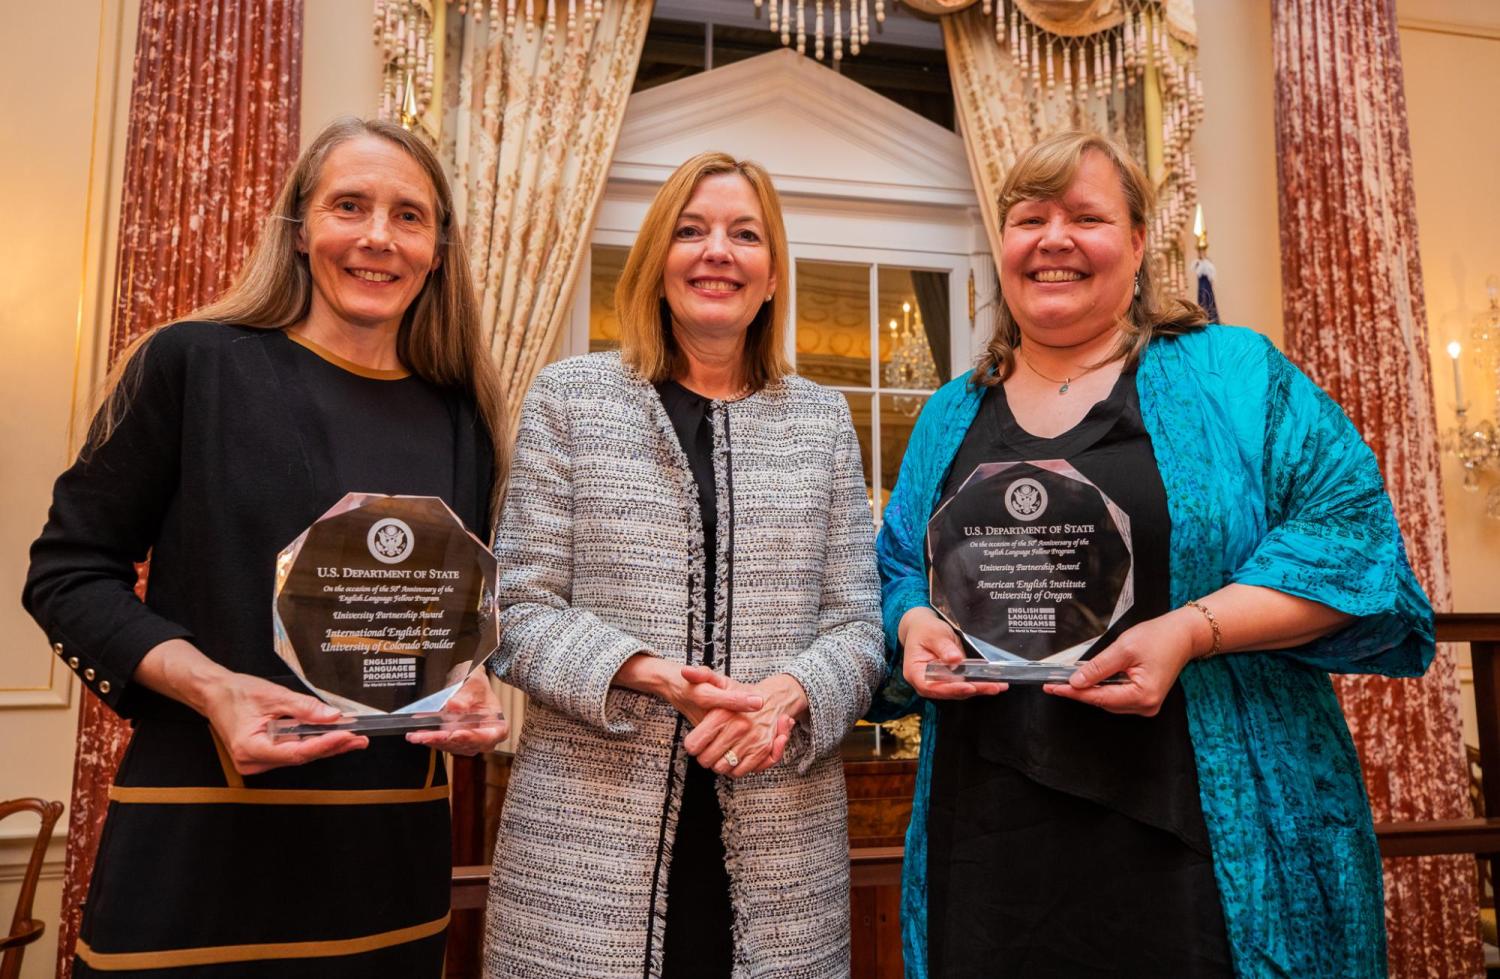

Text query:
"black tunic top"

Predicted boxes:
[[655, 380, 734, 978], [24, 323, 494, 977], [924, 369, 1232, 977]]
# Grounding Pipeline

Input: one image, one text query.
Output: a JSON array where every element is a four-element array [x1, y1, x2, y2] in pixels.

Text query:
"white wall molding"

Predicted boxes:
[[0, 649, 73, 710], [1398, 17, 1500, 41], [0, 827, 67, 884]]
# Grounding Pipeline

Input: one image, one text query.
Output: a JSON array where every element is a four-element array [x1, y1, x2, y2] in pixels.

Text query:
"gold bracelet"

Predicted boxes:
[[1184, 599, 1222, 658]]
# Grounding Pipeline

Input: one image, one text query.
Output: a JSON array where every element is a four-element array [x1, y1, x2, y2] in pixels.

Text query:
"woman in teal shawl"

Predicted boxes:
[[872, 131, 1432, 978]]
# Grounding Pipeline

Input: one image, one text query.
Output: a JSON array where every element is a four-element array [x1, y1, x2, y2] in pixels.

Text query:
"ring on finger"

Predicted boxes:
[[723, 749, 740, 768]]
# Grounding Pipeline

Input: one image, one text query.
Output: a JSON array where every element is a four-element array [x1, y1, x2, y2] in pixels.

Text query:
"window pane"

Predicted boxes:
[[877, 266, 949, 388], [796, 260, 872, 387], [589, 245, 629, 353], [842, 391, 875, 508], [837, 38, 954, 132], [634, 18, 707, 93], [880, 393, 927, 517]]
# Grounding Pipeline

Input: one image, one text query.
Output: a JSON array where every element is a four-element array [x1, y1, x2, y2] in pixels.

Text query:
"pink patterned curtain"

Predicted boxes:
[[58, 2, 302, 974], [1271, 1, 1479, 975]]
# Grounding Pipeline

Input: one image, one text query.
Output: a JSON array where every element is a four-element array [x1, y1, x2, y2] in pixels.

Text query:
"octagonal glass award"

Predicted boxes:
[[267, 493, 502, 739], [925, 460, 1133, 684]]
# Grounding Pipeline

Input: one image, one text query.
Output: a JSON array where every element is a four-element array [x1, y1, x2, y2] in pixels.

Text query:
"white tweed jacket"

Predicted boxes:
[[484, 352, 884, 979]]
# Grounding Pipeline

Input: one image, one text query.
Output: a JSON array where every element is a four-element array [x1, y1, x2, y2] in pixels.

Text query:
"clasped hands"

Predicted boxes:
[[667, 665, 803, 779], [901, 605, 1205, 717]]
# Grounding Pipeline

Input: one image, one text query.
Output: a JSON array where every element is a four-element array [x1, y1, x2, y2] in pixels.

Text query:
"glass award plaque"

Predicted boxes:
[[267, 493, 502, 740], [925, 460, 1132, 684]]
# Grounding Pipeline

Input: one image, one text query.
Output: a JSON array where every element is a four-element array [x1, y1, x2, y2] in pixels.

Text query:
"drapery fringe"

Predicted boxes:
[[375, 0, 613, 136], [943, 1, 1201, 296]]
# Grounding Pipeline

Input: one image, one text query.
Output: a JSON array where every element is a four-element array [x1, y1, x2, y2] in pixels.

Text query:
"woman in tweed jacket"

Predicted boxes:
[[484, 153, 885, 979]]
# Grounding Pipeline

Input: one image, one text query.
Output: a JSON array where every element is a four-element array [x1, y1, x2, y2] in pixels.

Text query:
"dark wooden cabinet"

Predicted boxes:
[[451, 616, 1500, 977], [842, 728, 917, 979], [450, 728, 919, 978]]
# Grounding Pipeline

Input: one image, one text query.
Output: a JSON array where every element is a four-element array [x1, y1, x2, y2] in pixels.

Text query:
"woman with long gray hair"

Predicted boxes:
[[24, 117, 507, 976]]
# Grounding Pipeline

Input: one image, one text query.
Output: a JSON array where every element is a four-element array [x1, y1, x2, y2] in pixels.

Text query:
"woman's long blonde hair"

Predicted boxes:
[[93, 117, 507, 515], [975, 130, 1207, 387], [614, 152, 792, 392]]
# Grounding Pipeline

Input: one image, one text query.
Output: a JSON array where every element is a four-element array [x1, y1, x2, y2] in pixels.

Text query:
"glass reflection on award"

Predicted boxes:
[[925, 460, 1132, 684], [267, 493, 502, 740]]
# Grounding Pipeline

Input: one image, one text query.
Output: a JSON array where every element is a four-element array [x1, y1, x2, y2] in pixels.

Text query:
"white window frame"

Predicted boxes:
[[785, 241, 969, 509], [567, 237, 970, 518]]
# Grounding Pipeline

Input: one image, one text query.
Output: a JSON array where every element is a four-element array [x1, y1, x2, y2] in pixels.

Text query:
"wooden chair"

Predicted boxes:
[[0, 799, 63, 979]]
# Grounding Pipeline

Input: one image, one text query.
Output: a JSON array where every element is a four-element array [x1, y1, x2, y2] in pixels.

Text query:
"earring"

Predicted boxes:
[[1133, 272, 1141, 298]]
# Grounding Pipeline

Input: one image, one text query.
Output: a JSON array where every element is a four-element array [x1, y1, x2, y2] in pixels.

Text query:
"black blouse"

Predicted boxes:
[[924, 368, 1232, 976], [22, 322, 494, 973], [654, 379, 733, 978]]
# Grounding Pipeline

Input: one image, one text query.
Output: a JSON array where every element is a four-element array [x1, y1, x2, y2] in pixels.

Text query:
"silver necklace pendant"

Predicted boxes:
[[1058, 380, 1071, 395]]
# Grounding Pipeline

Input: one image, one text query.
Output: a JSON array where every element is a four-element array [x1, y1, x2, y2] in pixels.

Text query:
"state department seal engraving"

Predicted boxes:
[[1004, 478, 1048, 521], [367, 517, 415, 564]]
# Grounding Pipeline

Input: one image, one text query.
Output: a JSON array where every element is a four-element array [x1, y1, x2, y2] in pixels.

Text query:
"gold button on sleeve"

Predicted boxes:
[[68, 657, 80, 669], [84, 668, 96, 681], [99, 681, 111, 694], [52, 642, 64, 655]]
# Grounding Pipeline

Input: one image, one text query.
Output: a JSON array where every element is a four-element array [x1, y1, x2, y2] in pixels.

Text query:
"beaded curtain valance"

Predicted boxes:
[[754, 0, 1203, 292], [373, 0, 609, 141], [375, 0, 1203, 291], [942, 0, 1202, 294]]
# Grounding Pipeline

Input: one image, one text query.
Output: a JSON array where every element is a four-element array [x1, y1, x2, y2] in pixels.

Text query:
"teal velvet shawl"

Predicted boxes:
[[870, 325, 1433, 978]]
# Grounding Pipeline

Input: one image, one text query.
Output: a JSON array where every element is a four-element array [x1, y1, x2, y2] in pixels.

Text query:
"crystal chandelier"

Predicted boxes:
[[1442, 277, 1500, 518], [883, 301, 940, 416]]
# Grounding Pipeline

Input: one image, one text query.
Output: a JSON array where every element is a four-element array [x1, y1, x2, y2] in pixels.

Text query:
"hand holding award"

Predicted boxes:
[[268, 492, 505, 740], [925, 460, 1132, 685]]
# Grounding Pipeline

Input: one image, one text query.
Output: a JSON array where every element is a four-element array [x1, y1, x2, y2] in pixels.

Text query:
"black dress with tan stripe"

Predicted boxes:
[[24, 322, 494, 977]]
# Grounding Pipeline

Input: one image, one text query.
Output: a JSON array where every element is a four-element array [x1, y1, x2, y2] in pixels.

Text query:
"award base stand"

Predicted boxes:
[[268, 710, 505, 742], [925, 662, 1128, 685]]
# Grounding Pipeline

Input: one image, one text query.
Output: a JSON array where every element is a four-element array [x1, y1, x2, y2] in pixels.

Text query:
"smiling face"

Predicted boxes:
[[296, 135, 440, 337], [662, 171, 777, 348], [999, 150, 1146, 348]]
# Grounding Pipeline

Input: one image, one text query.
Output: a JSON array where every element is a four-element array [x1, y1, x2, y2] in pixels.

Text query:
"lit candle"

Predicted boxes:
[[1448, 341, 1465, 406], [903, 301, 911, 334]]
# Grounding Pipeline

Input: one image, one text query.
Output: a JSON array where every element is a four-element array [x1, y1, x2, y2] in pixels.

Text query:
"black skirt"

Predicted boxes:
[[74, 717, 450, 977]]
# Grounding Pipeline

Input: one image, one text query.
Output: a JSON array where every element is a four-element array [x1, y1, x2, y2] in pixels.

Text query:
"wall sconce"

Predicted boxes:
[[1444, 278, 1500, 517]]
